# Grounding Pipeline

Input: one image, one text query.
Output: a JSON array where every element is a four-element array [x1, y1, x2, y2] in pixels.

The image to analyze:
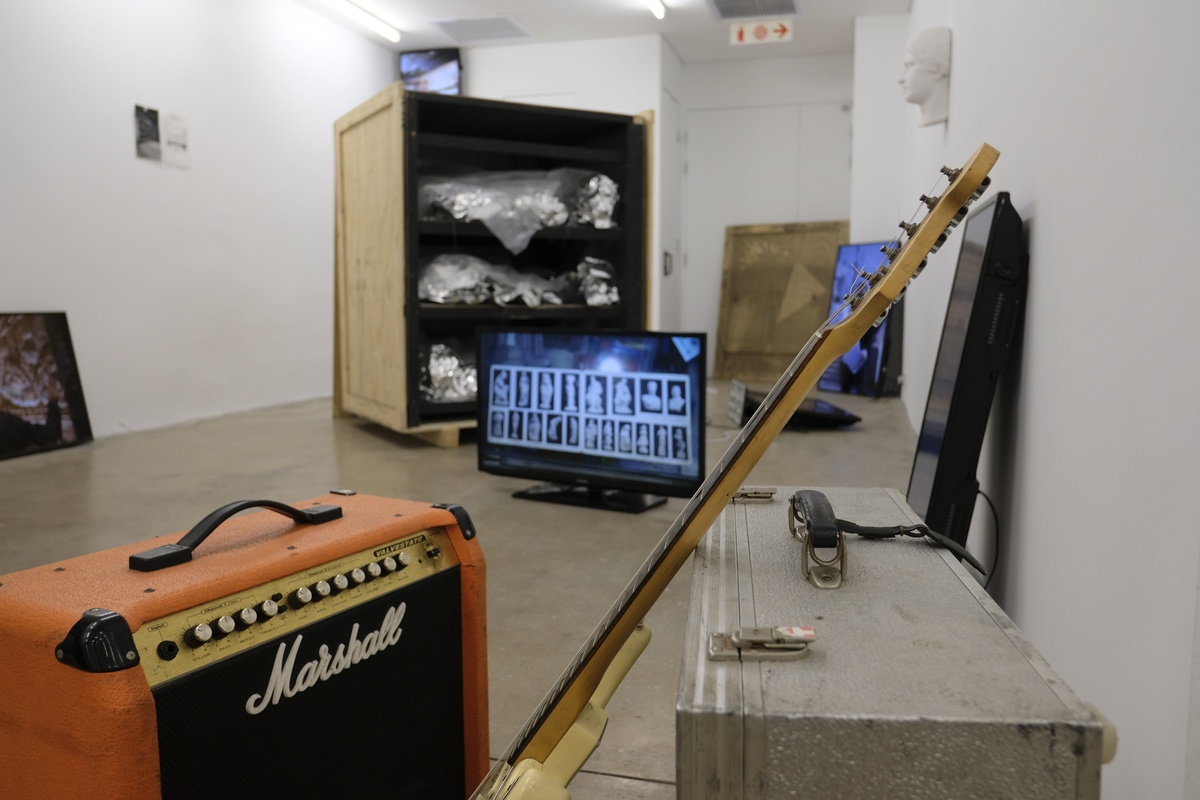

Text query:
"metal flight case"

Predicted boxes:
[[677, 486, 1110, 799]]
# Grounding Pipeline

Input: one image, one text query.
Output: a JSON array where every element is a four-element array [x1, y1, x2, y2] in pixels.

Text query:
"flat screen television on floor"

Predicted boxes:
[[906, 191, 1028, 546], [817, 241, 904, 397], [477, 328, 706, 513]]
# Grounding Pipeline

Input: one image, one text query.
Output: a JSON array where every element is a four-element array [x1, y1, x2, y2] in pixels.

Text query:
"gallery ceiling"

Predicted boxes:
[[329, 0, 911, 63]]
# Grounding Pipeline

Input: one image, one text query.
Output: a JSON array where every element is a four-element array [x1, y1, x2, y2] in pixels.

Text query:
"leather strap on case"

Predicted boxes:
[[791, 489, 840, 549], [788, 489, 987, 576]]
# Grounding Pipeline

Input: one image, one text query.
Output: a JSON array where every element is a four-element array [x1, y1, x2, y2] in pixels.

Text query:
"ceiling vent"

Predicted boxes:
[[433, 15, 532, 44], [704, 0, 797, 20]]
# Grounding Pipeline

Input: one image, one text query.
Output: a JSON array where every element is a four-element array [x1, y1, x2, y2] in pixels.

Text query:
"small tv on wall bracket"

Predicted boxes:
[[399, 49, 462, 95]]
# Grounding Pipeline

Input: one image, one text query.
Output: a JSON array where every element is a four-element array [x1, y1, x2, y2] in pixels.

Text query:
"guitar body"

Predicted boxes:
[[474, 144, 1001, 799]]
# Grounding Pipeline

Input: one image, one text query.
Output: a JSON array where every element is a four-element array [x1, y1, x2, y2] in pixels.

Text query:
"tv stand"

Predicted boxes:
[[513, 482, 667, 514]]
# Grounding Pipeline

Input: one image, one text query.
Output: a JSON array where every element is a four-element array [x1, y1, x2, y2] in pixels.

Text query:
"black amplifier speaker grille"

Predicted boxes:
[[154, 568, 464, 798]]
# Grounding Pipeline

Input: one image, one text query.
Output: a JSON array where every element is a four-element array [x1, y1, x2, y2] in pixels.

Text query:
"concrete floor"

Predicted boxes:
[[0, 382, 916, 798]]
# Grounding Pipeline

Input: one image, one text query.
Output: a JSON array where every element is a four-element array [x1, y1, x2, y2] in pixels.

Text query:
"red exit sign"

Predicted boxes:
[[730, 19, 794, 46]]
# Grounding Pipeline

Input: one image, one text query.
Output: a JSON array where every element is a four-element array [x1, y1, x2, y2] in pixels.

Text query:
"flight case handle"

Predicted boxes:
[[128, 499, 343, 572]]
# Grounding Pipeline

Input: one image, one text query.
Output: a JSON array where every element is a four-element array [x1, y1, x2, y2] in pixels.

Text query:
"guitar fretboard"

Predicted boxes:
[[473, 142, 999, 798], [489, 313, 834, 777]]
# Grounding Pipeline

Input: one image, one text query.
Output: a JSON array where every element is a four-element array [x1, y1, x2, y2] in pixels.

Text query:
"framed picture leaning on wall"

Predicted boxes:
[[0, 313, 92, 460]]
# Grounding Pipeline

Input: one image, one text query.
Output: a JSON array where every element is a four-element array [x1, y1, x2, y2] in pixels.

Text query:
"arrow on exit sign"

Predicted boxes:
[[730, 19, 794, 46]]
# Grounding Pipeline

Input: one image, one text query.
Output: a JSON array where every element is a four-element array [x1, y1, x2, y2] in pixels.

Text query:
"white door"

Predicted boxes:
[[658, 87, 683, 332], [682, 102, 850, 374]]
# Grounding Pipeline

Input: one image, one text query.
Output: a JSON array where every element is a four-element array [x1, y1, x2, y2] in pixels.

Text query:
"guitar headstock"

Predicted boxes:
[[825, 143, 1000, 349]]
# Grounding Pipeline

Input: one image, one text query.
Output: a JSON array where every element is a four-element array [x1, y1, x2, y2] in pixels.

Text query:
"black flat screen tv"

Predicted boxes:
[[477, 328, 706, 513], [399, 49, 461, 95], [906, 191, 1028, 546], [817, 241, 904, 397]]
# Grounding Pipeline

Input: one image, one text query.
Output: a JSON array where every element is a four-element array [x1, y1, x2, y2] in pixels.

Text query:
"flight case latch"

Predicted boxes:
[[708, 626, 816, 661]]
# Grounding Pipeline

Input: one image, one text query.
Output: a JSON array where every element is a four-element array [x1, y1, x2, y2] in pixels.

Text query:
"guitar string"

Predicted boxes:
[[471, 317, 832, 795], [487, 211, 926, 777], [482, 177, 952, 788], [843, 174, 947, 311]]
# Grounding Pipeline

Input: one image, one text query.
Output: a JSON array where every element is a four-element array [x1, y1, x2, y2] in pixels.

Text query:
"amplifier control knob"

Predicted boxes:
[[329, 574, 350, 594], [235, 608, 258, 629], [365, 562, 383, 580], [380, 556, 398, 573], [257, 599, 279, 620], [184, 623, 213, 648], [311, 579, 332, 600], [212, 615, 237, 638], [288, 587, 313, 608], [397, 552, 412, 569], [425, 546, 442, 560], [347, 567, 367, 586]]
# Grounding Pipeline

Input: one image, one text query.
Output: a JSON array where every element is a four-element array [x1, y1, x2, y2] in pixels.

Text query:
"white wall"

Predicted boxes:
[[680, 55, 854, 371], [463, 36, 670, 328], [463, 41, 854, 360], [0, 0, 396, 437], [849, 16, 909, 244], [658, 43, 686, 332], [852, 2, 1200, 797]]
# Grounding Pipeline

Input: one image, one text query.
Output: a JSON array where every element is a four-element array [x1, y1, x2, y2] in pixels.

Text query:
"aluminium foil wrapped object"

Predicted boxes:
[[418, 253, 626, 309], [418, 254, 564, 308], [420, 342, 478, 404], [418, 169, 619, 254], [574, 257, 620, 306]]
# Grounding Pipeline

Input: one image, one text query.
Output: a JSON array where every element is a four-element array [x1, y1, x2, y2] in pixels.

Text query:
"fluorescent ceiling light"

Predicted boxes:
[[648, 0, 666, 20], [316, 0, 401, 43]]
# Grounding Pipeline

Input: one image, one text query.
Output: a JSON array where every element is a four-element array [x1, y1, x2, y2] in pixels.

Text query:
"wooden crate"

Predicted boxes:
[[333, 84, 651, 447]]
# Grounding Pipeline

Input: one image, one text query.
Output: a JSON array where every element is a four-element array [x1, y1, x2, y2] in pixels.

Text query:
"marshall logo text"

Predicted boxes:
[[245, 603, 407, 715]]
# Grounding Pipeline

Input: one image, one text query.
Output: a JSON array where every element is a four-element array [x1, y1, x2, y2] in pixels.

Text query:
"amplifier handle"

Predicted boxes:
[[128, 500, 343, 572]]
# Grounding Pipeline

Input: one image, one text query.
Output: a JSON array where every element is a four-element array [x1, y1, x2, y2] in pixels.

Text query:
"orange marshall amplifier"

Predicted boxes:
[[0, 492, 487, 799]]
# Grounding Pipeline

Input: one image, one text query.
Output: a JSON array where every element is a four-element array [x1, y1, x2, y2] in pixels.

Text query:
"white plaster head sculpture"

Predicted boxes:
[[899, 27, 952, 126]]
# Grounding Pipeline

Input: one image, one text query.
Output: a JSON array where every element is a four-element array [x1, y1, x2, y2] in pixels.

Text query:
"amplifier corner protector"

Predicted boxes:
[[433, 503, 476, 540], [56, 608, 141, 673]]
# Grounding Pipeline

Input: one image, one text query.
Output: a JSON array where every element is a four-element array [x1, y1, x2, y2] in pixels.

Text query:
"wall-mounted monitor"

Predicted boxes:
[[906, 191, 1028, 546], [477, 328, 706, 513], [399, 49, 462, 95], [817, 241, 904, 397]]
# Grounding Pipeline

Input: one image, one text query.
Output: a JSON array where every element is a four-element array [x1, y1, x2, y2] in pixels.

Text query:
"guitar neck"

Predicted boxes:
[[476, 142, 1001, 797], [497, 320, 834, 769]]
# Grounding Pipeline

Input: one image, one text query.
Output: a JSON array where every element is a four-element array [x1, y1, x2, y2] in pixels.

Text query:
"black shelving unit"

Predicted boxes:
[[335, 85, 649, 446], [403, 92, 648, 429]]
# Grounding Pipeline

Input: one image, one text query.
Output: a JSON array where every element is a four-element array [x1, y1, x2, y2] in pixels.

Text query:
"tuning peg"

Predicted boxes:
[[940, 165, 961, 181], [946, 205, 969, 229], [928, 231, 950, 254], [913, 258, 929, 277], [854, 265, 883, 288], [971, 176, 992, 200], [873, 307, 890, 328], [880, 244, 900, 261], [898, 220, 919, 237], [919, 193, 940, 210], [852, 264, 876, 288]]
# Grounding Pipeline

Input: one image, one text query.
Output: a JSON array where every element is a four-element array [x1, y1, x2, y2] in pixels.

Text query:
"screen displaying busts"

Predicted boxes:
[[477, 327, 707, 513], [899, 27, 951, 126]]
